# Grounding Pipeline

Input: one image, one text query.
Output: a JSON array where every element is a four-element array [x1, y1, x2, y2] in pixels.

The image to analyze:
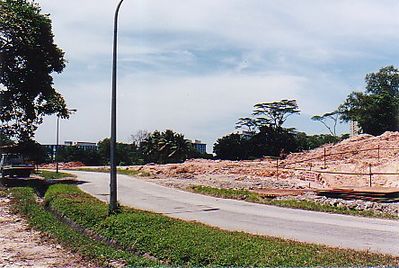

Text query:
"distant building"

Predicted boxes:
[[350, 121, 361, 137], [42, 141, 98, 160], [191, 140, 207, 154], [64, 141, 98, 151]]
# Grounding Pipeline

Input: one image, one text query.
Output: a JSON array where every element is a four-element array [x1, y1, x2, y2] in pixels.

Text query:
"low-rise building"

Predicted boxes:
[[64, 141, 98, 151], [191, 140, 207, 154]]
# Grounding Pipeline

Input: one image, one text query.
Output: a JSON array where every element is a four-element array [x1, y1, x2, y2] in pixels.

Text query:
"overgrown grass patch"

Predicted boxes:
[[44, 184, 399, 267], [190, 185, 398, 219], [35, 170, 74, 180], [9, 187, 157, 267]]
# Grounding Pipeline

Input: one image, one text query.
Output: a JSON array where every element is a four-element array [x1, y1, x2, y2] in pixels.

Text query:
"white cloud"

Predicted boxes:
[[33, 0, 399, 150]]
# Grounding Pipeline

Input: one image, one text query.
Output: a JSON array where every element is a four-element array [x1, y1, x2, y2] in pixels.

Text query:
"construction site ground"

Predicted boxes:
[[50, 131, 399, 217], [124, 131, 399, 216]]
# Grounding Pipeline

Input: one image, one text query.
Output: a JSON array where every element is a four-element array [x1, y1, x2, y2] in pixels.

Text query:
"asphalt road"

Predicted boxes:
[[70, 170, 399, 256]]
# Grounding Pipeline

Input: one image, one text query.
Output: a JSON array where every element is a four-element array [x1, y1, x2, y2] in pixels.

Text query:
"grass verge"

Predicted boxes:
[[43, 184, 398, 267], [35, 170, 75, 180], [76, 167, 151, 177], [8, 187, 157, 267], [190, 185, 398, 220]]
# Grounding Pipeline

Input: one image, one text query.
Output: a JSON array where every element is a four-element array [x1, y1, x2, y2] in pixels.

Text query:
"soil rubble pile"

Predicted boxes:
[[132, 131, 399, 190]]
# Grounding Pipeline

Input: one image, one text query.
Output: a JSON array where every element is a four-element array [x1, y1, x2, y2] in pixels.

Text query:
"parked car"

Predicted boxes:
[[0, 153, 34, 178]]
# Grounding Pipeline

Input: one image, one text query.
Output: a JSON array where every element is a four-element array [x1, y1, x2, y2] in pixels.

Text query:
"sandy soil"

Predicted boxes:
[[124, 132, 399, 191], [0, 194, 94, 268]]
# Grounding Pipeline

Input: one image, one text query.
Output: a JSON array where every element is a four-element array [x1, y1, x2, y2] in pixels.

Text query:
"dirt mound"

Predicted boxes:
[[131, 131, 399, 190], [39, 161, 85, 169]]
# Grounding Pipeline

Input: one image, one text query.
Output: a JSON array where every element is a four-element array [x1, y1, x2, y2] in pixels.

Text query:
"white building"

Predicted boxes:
[[64, 141, 98, 151]]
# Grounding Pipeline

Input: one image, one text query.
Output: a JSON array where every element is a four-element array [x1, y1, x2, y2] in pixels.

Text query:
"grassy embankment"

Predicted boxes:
[[8, 187, 156, 267], [190, 185, 398, 219], [8, 184, 399, 267]]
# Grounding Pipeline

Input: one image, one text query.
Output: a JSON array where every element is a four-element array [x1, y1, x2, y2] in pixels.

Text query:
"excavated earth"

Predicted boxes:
[[131, 131, 399, 190], [123, 131, 399, 216]]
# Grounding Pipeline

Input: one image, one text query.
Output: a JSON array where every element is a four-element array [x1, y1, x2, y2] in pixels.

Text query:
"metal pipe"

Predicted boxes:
[[110, 0, 125, 214]]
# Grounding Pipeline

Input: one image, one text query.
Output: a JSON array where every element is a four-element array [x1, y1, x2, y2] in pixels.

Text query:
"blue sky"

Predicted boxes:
[[34, 0, 399, 152]]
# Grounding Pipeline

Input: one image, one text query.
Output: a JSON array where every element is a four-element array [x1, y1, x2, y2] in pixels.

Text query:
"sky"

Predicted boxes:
[[34, 0, 399, 152]]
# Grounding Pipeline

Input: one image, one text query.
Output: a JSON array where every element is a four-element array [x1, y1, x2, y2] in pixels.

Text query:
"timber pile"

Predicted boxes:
[[251, 188, 309, 198], [317, 187, 399, 202]]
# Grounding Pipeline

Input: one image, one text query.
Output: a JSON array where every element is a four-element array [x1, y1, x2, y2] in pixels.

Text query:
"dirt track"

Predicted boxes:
[[0, 194, 92, 268]]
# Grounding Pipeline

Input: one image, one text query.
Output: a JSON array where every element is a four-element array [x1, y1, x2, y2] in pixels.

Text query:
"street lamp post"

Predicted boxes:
[[55, 109, 77, 173], [109, 0, 125, 214]]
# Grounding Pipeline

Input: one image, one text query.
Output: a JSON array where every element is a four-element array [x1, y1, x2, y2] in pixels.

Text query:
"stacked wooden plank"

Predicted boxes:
[[317, 187, 399, 202], [251, 188, 310, 198]]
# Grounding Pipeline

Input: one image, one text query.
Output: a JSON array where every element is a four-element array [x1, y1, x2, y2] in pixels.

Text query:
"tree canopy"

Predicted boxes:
[[252, 99, 300, 130], [141, 130, 193, 164], [0, 0, 67, 141], [339, 66, 399, 136]]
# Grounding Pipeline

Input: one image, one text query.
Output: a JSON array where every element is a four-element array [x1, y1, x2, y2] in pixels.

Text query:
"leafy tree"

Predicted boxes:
[[0, 132, 13, 147], [215, 99, 348, 160], [252, 99, 300, 129], [16, 139, 48, 164], [57, 146, 102, 166], [213, 133, 249, 160], [98, 138, 142, 166], [339, 66, 399, 136], [311, 111, 339, 136], [296, 133, 341, 150], [0, 0, 67, 141], [141, 130, 192, 164], [252, 126, 298, 157]]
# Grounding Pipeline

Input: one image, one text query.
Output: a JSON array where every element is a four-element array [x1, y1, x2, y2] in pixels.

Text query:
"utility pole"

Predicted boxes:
[[55, 109, 77, 174], [110, 0, 125, 214]]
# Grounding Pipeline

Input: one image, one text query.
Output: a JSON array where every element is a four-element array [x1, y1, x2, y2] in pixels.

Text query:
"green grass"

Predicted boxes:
[[190, 185, 398, 219], [76, 167, 151, 177], [8, 187, 157, 267], [42, 184, 398, 267], [35, 170, 74, 180]]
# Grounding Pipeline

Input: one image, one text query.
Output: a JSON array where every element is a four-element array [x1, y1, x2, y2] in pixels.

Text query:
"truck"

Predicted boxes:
[[0, 153, 34, 178]]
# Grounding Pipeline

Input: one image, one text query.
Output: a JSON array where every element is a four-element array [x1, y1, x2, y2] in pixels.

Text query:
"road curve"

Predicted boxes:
[[70, 170, 399, 256]]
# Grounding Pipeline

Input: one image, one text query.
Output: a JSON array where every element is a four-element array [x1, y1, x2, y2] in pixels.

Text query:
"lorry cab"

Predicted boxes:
[[0, 153, 34, 178]]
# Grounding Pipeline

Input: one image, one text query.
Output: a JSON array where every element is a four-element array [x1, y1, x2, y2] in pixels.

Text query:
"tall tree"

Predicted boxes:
[[252, 99, 300, 130], [0, 0, 67, 141], [339, 66, 399, 136], [311, 111, 339, 136]]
